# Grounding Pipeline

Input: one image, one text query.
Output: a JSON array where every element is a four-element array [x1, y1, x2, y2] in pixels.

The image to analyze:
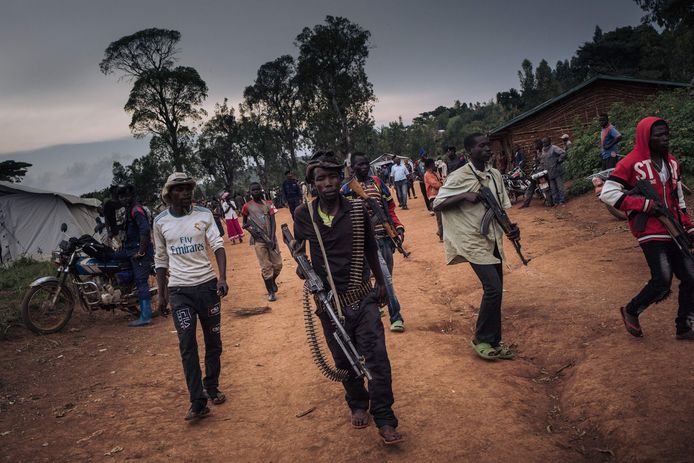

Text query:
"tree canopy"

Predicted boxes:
[[100, 28, 207, 171], [0, 161, 32, 183]]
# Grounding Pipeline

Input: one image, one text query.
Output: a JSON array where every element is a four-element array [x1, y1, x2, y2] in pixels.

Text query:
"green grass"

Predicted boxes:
[[0, 258, 56, 338]]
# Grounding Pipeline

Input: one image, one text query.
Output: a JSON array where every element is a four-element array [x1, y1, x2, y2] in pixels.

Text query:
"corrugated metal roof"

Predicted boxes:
[[490, 75, 689, 135]]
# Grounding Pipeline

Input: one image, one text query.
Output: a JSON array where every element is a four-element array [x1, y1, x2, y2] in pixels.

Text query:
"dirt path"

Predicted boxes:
[[1, 188, 693, 462]]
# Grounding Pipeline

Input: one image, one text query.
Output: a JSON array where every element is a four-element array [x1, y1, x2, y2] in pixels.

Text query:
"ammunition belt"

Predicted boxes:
[[347, 199, 366, 291], [337, 280, 373, 309]]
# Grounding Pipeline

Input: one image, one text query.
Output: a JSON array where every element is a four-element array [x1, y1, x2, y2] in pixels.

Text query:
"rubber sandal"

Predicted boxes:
[[470, 340, 500, 361], [206, 391, 226, 405], [620, 306, 643, 337], [351, 410, 370, 429], [378, 426, 404, 445], [390, 320, 405, 332], [184, 405, 210, 421], [495, 343, 516, 360]]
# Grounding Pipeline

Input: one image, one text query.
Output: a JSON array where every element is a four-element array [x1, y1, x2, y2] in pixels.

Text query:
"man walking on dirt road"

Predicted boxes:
[[293, 151, 403, 445], [341, 151, 407, 332], [600, 117, 694, 340], [241, 182, 283, 302], [434, 133, 520, 361], [154, 172, 229, 421]]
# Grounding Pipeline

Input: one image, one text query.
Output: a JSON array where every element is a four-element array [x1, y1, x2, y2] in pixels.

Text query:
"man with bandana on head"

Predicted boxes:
[[292, 151, 403, 445]]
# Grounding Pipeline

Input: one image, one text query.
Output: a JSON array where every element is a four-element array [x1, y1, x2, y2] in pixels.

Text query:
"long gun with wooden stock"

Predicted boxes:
[[479, 186, 531, 266], [243, 220, 279, 253], [281, 224, 372, 381], [629, 179, 694, 264], [347, 177, 410, 257]]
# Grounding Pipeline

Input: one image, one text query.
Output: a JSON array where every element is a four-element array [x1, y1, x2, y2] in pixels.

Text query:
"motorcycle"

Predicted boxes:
[[530, 167, 553, 206], [21, 221, 157, 334], [502, 166, 531, 204]]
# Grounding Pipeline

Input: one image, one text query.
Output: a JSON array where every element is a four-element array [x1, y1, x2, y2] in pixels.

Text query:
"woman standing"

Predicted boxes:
[[222, 195, 244, 244]]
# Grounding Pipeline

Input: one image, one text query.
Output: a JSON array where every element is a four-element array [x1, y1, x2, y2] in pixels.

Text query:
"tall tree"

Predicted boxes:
[[517, 59, 538, 107], [295, 16, 375, 155], [636, 0, 694, 28], [0, 160, 31, 183], [535, 59, 560, 102], [100, 28, 208, 171], [197, 99, 246, 191], [244, 55, 303, 169], [236, 105, 282, 188]]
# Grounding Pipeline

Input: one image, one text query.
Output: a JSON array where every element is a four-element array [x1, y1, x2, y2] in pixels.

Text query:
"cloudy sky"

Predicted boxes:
[[0, 0, 646, 194]]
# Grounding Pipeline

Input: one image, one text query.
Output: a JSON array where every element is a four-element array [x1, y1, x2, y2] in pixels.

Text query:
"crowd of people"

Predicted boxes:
[[97, 84, 694, 445]]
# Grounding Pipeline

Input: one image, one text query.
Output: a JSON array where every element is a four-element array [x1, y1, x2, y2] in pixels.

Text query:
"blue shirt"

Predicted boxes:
[[600, 125, 621, 159], [123, 202, 151, 253]]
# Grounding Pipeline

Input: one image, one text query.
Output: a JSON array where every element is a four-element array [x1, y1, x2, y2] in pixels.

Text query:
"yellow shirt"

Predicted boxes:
[[432, 162, 511, 265], [317, 205, 334, 227]]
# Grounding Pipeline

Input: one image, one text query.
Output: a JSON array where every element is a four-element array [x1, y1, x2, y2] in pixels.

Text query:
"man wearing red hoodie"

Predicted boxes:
[[600, 117, 694, 340]]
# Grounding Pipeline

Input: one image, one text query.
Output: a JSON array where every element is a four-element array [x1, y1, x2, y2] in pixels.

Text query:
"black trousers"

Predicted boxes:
[[170, 278, 223, 408], [318, 292, 398, 428], [288, 198, 302, 218], [469, 246, 504, 346], [407, 179, 416, 198], [419, 181, 431, 211], [601, 156, 618, 170], [627, 240, 694, 334]]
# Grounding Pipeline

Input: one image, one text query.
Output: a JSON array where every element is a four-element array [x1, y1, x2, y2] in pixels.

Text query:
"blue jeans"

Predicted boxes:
[[394, 180, 408, 207], [549, 176, 566, 204], [376, 238, 403, 323]]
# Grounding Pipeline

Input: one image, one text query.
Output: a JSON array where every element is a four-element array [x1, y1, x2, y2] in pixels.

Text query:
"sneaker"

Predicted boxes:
[[620, 306, 643, 337], [676, 330, 694, 340], [390, 320, 405, 332], [184, 405, 210, 421], [428, 211, 435, 216]]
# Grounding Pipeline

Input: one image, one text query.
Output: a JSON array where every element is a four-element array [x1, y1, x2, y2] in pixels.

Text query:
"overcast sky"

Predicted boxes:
[[0, 0, 646, 194]]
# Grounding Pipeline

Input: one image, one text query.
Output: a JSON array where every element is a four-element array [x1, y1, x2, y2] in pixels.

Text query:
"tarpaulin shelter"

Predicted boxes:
[[0, 181, 101, 263]]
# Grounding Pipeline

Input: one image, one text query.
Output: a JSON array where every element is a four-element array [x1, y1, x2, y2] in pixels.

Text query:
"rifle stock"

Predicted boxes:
[[347, 177, 411, 257]]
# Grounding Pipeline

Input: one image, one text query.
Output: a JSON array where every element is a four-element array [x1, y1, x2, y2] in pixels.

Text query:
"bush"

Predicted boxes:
[[564, 89, 694, 180], [0, 258, 55, 338], [567, 178, 593, 198]]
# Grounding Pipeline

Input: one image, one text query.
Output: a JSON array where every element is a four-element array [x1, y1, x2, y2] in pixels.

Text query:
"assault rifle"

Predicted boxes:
[[243, 220, 279, 254], [479, 186, 530, 266], [629, 179, 694, 264], [346, 177, 410, 257], [281, 224, 372, 381]]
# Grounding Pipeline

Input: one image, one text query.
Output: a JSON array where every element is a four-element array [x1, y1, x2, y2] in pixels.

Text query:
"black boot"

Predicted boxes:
[[264, 278, 276, 302], [271, 277, 278, 293]]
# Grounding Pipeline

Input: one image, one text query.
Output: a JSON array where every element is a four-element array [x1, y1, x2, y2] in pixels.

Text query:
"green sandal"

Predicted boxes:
[[470, 340, 500, 361], [495, 343, 516, 360]]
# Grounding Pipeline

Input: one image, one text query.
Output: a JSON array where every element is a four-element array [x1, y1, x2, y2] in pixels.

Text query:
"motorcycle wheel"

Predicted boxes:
[[605, 204, 627, 220], [21, 281, 75, 334]]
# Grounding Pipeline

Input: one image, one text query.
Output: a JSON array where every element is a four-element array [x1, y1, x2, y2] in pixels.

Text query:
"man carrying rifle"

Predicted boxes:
[[433, 133, 520, 361], [241, 182, 282, 302], [293, 151, 403, 445], [341, 151, 406, 332], [600, 117, 694, 340]]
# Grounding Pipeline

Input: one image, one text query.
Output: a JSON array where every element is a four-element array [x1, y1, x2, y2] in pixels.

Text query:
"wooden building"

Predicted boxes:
[[489, 75, 688, 159]]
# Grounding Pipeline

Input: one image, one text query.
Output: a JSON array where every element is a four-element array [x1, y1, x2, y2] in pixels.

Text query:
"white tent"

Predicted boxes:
[[370, 153, 411, 169], [0, 182, 101, 263]]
